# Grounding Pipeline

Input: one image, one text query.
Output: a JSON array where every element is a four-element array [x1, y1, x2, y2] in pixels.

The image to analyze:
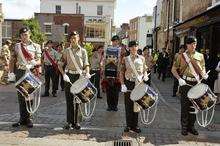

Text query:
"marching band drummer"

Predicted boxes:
[[8, 27, 42, 128], [171, 36, 208, 136], [58, 31, 91, 130], [120, 41, 149, 133]]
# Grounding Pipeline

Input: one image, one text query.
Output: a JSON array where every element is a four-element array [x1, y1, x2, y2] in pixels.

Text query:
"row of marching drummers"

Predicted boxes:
[[7, 27, 218, 134]]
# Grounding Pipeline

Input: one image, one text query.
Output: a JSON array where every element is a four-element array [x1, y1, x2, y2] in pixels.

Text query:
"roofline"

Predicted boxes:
[[4, 19, 23, 21], [34, 12, 84, 17]]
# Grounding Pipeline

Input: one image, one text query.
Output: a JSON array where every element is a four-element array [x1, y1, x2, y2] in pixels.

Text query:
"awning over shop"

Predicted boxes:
[[174, 4, 220, 31]]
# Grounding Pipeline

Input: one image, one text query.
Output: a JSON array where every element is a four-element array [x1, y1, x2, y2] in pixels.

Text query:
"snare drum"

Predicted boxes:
[[187, 83, 217, 111], [15, 72, 42, 100], [70, 77, 97, 103], [130, 82, 158, 110]]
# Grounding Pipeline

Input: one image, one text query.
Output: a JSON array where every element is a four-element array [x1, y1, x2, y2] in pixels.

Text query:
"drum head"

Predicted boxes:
[[70, 77, 88, 94], [15, 72, 42, 99], [130, 83, 148, 101], [187, 83, 208, 99]]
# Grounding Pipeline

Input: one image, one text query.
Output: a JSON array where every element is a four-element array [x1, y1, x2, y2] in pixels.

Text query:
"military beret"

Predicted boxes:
[[186, 36, 197, 44], [128, 41, 138, 47], [19, 27, 30, 35], [111, 35, 120, 41], [46, 40, 53, 45]]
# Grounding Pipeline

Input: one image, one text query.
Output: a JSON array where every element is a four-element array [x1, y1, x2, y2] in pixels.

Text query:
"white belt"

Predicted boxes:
[[17, 65, 26, 70], [125, 77, 135, 82], [66, 70, 79, 74], [182, 75, 197, 82]]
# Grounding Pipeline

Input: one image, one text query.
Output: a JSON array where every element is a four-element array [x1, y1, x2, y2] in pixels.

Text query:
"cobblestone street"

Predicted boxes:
[[0, 73, 220, 146]]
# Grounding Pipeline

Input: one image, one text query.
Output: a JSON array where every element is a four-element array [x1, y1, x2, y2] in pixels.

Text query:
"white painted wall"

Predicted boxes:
[[40, 0, 115, 44], [137, 16, 153, 50], [40, 0, 115, 20]]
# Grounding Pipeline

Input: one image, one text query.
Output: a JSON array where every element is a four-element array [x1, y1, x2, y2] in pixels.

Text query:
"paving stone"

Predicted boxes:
[[0, 73, 219, 145]]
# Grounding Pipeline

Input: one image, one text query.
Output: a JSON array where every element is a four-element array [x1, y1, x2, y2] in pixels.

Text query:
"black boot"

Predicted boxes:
[[131, 126, 141, 133], [52, 91, 57, 97], [124, 126, 131, 132], [181, 129, 188, 136], [73, 123, 81, 130], [12, 121, 26, 127], [26, 119, 33, 128], [188, 128, 199, 135], [63, 123, 72, 130]]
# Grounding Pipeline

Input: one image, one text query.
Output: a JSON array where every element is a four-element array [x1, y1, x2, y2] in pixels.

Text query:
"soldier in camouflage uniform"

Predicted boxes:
[[0, 40, 12, 84]]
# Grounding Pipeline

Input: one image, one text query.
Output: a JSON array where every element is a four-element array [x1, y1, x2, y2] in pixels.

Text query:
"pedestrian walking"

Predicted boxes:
[[152, 50, 159, 73], [8, 27, 42, 128], [58, 31, 91, 130], [157, 48, 169, 82], [171, 36, 208, 136], [120, 41, 149, 133]]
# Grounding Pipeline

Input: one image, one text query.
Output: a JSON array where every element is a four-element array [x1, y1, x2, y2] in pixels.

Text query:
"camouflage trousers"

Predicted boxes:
[[0, 67, 9, 84]]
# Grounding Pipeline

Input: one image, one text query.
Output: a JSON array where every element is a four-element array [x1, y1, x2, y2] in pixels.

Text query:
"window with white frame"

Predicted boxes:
[[97, 5, 103, 15], [2, 21, 12, 39], [63, 23, 69, 35], [44, 23, 52, 35], [85, 26, 105, 38], [56, 5, 61, 14]]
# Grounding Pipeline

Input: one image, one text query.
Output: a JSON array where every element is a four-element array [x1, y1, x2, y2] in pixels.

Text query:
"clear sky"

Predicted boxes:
[[1, 0, 157, 27]]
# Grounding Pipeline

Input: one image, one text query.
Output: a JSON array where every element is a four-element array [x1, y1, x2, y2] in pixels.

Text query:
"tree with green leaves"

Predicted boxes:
[[22, 18, 46, 44], [83, 42, 94, 61]]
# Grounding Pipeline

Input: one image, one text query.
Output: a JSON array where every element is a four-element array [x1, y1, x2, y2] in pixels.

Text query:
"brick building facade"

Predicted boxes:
[[35, 13, 84, 43], [153, 0, 220, 56], [2, 19, 24, 43]]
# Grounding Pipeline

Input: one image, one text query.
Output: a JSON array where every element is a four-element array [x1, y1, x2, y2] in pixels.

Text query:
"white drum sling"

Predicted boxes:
[[15, 71, 41, 114], [130, 82, 159, 125], [70, 77, 97, 119]]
